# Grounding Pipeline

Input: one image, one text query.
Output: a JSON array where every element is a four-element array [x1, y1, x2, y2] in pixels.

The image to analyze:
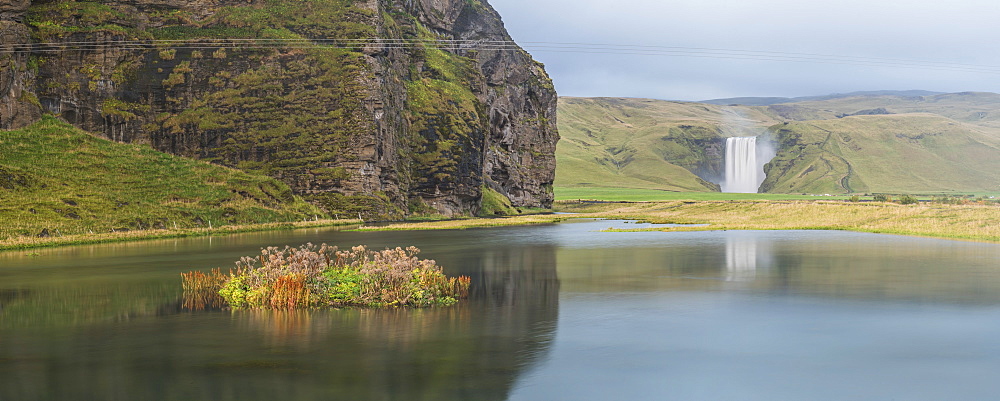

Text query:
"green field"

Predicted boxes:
[[0, 115, 321, 240], [554, 187, 848, 201]]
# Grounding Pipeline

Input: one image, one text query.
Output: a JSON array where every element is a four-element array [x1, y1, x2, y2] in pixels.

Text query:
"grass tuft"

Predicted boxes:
[[183, 244, 471, 309]]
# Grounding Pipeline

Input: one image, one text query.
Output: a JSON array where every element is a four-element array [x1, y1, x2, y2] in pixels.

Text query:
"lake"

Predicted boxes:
[[3, 219, 1000, 400]]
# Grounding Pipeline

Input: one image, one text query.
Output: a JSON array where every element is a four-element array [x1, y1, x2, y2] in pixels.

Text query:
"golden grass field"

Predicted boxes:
[[363, 200, 1000, 243]]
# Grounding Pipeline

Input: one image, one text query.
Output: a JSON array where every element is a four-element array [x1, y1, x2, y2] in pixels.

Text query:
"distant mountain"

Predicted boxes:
[[557, 92, 1000, 194], [699, 90, 945, 106]]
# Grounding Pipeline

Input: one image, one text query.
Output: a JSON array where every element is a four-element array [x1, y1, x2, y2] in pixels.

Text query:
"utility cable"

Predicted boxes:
[[3, 37, 998, 74]]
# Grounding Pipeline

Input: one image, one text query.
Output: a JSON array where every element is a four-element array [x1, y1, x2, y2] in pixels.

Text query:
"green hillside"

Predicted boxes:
[[764, 114, 1000, 193], [558, 94, 1000, 195], [556, 97, 778, 192], [776, 92, 1000, 128], [0, 116, 321, 240]]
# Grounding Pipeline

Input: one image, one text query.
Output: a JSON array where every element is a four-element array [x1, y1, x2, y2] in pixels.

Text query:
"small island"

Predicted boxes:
[[182, 244, 470, 310]]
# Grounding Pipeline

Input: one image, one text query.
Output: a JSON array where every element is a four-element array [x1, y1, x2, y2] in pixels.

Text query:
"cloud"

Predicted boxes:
[[488, 0, 1000, 100]]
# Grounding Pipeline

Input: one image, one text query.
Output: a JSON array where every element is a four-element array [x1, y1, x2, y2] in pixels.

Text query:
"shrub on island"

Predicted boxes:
[[181, 244, 470, 309]]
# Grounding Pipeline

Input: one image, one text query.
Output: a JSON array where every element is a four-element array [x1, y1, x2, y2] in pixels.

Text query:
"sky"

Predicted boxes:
[[487, 0, 1000, 101]]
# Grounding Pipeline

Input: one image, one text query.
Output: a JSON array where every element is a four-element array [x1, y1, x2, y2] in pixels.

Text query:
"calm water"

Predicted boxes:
[[3, 220, 1000, 400]]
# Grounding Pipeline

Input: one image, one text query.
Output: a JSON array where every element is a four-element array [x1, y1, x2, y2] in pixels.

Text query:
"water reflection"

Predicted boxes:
[[5, 221, 1000, 400], [553, 226, 1000, 304], [0, 233, 558, 401], [725, 233, 759, 282]]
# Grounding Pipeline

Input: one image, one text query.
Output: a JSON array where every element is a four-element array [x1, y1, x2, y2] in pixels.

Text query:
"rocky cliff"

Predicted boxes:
[[0, 0, 557, 218]]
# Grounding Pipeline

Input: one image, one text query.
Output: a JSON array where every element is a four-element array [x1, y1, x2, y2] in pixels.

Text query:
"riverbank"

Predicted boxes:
[[353, 213, 570, 231], [361, 200, 1000, 243], [561, 200, 1000, 242], [7, 199, 1000, 250], [0, 219, 361, 251]]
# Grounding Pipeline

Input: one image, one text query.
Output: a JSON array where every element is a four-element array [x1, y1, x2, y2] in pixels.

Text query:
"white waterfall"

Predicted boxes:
[[722, 136, 762, 193]]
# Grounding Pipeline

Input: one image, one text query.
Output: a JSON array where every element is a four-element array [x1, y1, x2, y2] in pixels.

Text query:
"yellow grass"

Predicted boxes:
[[361, 200, 1000, 243], [10, 200, 1000, 249], [561, 200, 1000, 242]]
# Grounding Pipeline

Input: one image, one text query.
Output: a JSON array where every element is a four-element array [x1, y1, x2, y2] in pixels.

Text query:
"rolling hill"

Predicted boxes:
[[557, 92, 1000, 194], [556, 97, 780, 192]]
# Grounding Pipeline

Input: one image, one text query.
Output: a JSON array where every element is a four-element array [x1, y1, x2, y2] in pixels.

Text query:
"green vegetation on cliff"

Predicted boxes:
[[13, 0, 558, 223], [0, 115, 321, 240], [403, 22, 486, 204], [478, 185, 518, 216], [143, 0, 377, 183]]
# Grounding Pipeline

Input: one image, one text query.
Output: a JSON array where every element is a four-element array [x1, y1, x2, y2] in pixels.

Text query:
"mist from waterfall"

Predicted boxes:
[[722, 136, 763, 193]]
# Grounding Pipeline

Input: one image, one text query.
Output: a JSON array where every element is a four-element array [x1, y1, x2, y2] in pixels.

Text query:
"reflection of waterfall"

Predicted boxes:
[[725, 235, 759, 281], [723, 136, 760, 193]]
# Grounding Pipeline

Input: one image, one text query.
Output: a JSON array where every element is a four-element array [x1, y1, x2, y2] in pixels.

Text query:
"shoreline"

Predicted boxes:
[[0, 219, 362, 251], [6, 199, 1000, 251], [358, 200, 1000, 244], [567, 200, 1000, 243]]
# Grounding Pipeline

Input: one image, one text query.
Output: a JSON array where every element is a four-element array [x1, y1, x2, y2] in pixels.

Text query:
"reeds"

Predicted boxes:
[[183, 244, 471, 310], [269, 274, 310, 309], [180, 268, 227, 310]]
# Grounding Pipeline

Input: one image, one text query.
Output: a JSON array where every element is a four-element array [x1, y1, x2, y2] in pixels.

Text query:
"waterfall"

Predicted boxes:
[[723, 136, 762, 193]]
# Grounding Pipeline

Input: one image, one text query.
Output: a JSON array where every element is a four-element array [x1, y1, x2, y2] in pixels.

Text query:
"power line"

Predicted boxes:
[[3, 37, 999, 74]]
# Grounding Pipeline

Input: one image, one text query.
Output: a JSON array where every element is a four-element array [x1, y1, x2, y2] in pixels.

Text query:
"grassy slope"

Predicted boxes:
[[558, 94, 1000, 199], [765, 114, 1000, 193], [0, 116, 321, 240], [778, 92, 1000, 129], [556, 97, 778, 192]]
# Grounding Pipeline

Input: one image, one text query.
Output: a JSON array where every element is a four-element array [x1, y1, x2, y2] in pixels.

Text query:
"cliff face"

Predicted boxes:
[[0, 0, 41, 128], [1, 0, 557, 218]]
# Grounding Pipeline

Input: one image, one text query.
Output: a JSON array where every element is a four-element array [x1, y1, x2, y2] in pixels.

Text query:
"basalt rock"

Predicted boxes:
[[0, 0, 41, 129], [2, 0, 557, 218]]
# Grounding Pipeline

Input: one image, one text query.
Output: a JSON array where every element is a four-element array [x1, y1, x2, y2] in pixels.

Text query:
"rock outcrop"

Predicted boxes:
[[0, 0, 41, 128], [1, 0, 557, 218]]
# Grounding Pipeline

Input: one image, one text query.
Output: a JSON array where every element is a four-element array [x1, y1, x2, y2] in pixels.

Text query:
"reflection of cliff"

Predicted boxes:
[[0, 243, 560, 401]]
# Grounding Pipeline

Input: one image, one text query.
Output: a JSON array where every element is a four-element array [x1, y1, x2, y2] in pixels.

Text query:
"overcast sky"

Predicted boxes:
[[488, 0, 1000, 101]]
